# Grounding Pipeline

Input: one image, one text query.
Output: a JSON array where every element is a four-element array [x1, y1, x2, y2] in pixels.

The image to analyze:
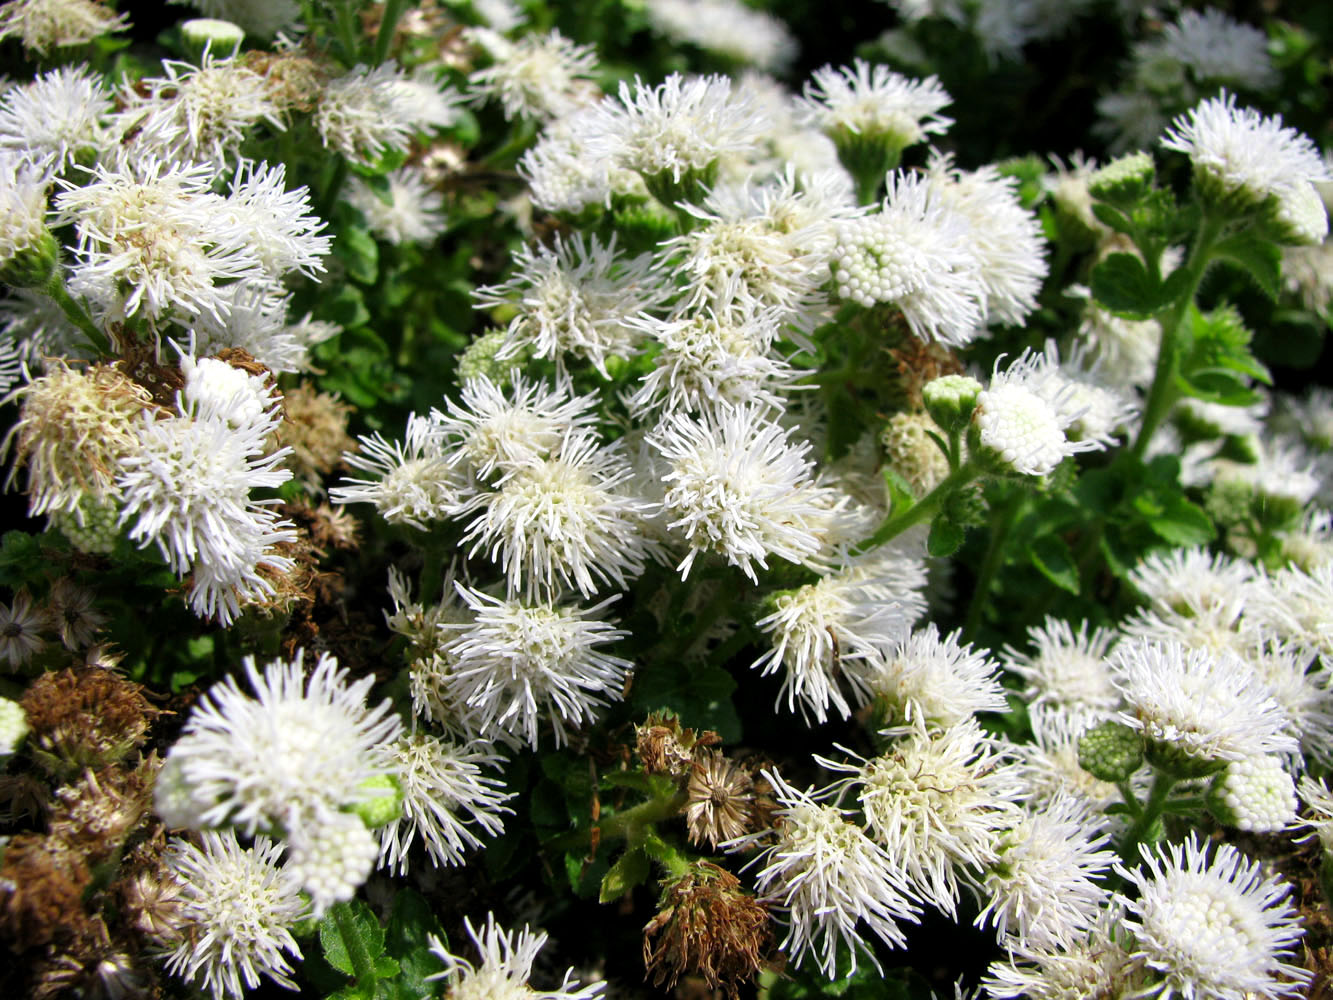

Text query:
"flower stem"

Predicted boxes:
[[544, 784, 689, 855], [372, 0, 409, 64], [961, 491, 1024, 641], [331, 902, 379, 988], [1119, 769, 1176, 861], [1129, 213, 1225, 460], [44, 279, 110, 357], [853, 462, 978, 554]]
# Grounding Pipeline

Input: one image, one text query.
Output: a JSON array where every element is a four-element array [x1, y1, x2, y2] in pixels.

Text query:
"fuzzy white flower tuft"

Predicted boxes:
[[1002, 616, 1120, 711], [427, 913, 606, 1000], [643, 0, 797, 72], [0, 63, 113, 173], [797, 59, 952, 152], [316, 63, 461, 166], [333, 413, 468, 530], [468, 29, 599, 122], [0, 0, 128, 55], [862, 623, 1007, 728], [347, 166, 446, 245]]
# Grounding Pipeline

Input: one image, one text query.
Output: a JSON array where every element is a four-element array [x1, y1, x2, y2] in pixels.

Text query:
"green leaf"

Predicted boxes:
[[598, 847, 649, 902], [1091, 202, 1134, 236], [1029, 534, 1080, 594], [320, 900, 392, 981], [323, 285, 371, 329], [881, 466, 917, 518], [1212, 232, 1282, 300], [1141, 494, 1215, 546], [926, 516, 964, 557], [0, 531, 46, 589], [334, 225, 380, 284], [1089, 252, 1163, 319], [385, 890, 445, 1000], [1176, 303, 1271, 404]]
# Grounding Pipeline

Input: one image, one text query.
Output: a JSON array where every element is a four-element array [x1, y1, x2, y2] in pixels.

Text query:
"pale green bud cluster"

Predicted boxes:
[[922, 374, 982, 435], [50, 494, 121, 555], [456, 329, 522, 388], [1078, 720, 1144, 782], [1088, 152, 1156, 203]]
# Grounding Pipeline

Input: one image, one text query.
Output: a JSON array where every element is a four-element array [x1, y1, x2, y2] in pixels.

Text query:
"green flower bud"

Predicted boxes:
[[181, 18, 245, 60], [1077, 720, 1144, 782], [346, 773, 404, 828], [456, 329, 522, 387], [0, 229, 60, 289], [1088, 152, 1156, 205], [922, 374, 982, 435]]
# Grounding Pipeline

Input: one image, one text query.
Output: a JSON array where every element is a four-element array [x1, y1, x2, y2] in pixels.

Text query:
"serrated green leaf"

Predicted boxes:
[[881, 466, 917, 518], [926, 516, 964, 557], [1143, 495, 1215, 546], [1029, 534, 1080, 594], [1091, 202, 1134, 235], [386, 890, 446, 999], [320, 900, 390, 980], [1089, 252, 1162, 319], [335, 225, 380, 285], [599, 848, 649, 902], [323, 285, 370, 329], [1213, 232, 1282, 300]]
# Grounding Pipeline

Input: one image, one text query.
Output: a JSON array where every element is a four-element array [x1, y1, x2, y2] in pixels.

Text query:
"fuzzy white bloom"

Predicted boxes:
[[592, 73, 769, 187], [518, 106, 616, 215], [222, 159, 331, 279], [739, 769, 919, 977], [862, 623, 1007, 728], [0, 63, 113, 173], [1116, 835, 1309, 1000], [1026, 339, 1139, 446], [0, 151, 49, 265], [823, 718, 1026, 915], [0, 696, 27, 758], [1111, 637, 1298, 767], [1002, 617, 1120, 711], [333, 413, 468, 529], [1129, 547, 1257, 617], [975, 792, 1115, 951], [118, 55, 283, 169], [284, 809, 380, 916], [457, 428, 657, 600], [1162, 91, 1330, 235], [440, 586, 632, 749], [347, 166, 446, 245], [159, 649, 402, 836], [316, 63, 461, 166], [1296, 776, 1333, 853], [468, 29, 599, 121], [651, 402, 828, 581], [643, 0, 797, 72], [475, 234, 670, 378], [185, 285, 331, 374], [1072, 285, 1161, 390], [163, 831, 307, 1000], [376, 731, 512, 874], [796, 59, 952, 151], [427, 913, 606, 1000], [1159, 9, 1277, 90], [982, 906, 1144, 1000], [0, 0, 127, 54], [832, 170, 984, 347]]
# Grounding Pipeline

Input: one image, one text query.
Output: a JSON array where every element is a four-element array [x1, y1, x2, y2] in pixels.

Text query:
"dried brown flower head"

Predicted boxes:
[[48, 761, 158, 863], [643, 861, 772, 998], [0, 833, 94, 949], [21, 668, 158, 775], [635, 711, 720, 778], [686, 750, 754, 849], [46, 578, 109, 651], [276, 382, 354, 492]]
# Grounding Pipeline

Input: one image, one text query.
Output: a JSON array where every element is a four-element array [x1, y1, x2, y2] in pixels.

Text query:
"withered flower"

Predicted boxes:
[[643, 861, 772, 998], [635, 711, 720, 778], [46, 578, 109, 651], [686, 750, 754, 849], [21, 668, 158, 775], [47, 761, 158, 863], [0, 833, 94, 949]]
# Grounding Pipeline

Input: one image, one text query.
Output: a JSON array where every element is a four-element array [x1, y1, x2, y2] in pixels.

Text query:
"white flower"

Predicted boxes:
[[284, 809, 380, 916], [651, 402, 828, 581], [332, 413, 468, 530], [642, 0, 797, 72], [832, 170, 984, 347], [468, 29, 599, 121], [1025, 339, 1139, 446], [797, 59, 952, 151], [427, 913, 605, 1000], [1209, 755, 1298, 833], [975, 793, 1114, 952], [346, 166, 445, 245], [316, 63, 461, 166], [592, 73, 769, 187], [1116, 835, 1309, 1000], [1162, 91, 1330, 222], [440, 586, 632, 749], [163, 830, 307, 1000], [982, 906, 1145, 1000], [1160, 8, 1277, 90], [0, 63, 113, 173], [1129, 547, 1257, 617], [862, 623, 1007, 728], [457, 428, 657, 600], [118, 55, 283, 170], [1073, 285, 1161, 390], [222, 159, 331, 279], [376, 731, 512, 874], [1002, 616, 1120, 711], [0, 0, 128, 55], [518, 106, 616, 215], [0, 695, 27, 757], [159, 649, 402, 836], [474, 234, 670, 378], [1111, 638, 1298, 767], [739, 770, 919, 977], [0, 151, 49, 266], [823, 718, 1025, 915], [924, 153, 1046, 326]]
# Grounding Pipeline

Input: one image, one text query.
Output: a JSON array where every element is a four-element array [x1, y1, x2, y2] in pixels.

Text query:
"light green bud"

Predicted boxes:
[[1088, 152, 1156, 204], [181, 18, 245, 60], [922, 374, 982, 435], [1077, 720, 1144, 782], [346, 773, 404, 828]]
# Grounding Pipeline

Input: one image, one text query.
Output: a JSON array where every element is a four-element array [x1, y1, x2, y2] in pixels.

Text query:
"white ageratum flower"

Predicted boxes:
[[1128, 546, 1257, 617], [457, 428, 658, 600], [376, 731, 512, 874], [651, 402, 828, 581], [440, 586, 633, 749], [0, 151, 50, 268], [1116, 835, 1309, 1000], [592, 73, 769, 188], [975, 793, 1115, 952], [973, 349, 1107, 478], [221, 160, 331, 280], [1024, 339, 1139, 446], [642, 0, 797, 73], [797, 58, 952, 153], [427, 913, 606, 1000], [923, 153, 1046, 327], [822, 718, 1026, 915], [1162, 91, 1330, 240], [750, 555, 921, 723], [1073, 285, 1161, 390], [474, 234, 671, 378], [163, 830, 307, 1000], [433, 372, 599, 482], [862, 623, 1007, 728], [1209, 755, 1298, 833], [982, 906, 1145, 1000], [0, 0, 128, 55], [1111, 637, 1298, 768], [518, 106, 616, 215], [333, 413, 468, 530], [468, 29, 599, 122], [0, 63, 114, 173], [118, 54, 283, 169], [158, 649, 402, 836], [283, 808, 381, 915], [832, 170, 985, 347], [1001, 616, 1120, 711], [346, 166, 445, 246], [1159, 8, 1277, 90], [739, 770, 919, 977], [316, 63, 461, 166]]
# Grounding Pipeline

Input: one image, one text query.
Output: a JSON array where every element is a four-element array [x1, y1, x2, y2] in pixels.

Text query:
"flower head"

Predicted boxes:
[[468, 29, 599, 122], [0, 0, 128, 55], [797, 59, 952, 153], [428, 913, 606, 1000]]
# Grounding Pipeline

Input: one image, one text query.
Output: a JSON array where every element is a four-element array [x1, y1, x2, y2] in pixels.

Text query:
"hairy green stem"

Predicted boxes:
[[1119, 770, 1176, 861], [331, 902, 379, 987], [854, 462, 979, 554], [961, 492, 1024, 641], [45, 280, 110, 357], [332, 0, 362, 66], [545, 786, 689, 855]]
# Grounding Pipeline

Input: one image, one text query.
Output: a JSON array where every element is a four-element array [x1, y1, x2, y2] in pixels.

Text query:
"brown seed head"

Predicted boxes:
[[685, 750, 754, 849], [21, 668, 158, 775]]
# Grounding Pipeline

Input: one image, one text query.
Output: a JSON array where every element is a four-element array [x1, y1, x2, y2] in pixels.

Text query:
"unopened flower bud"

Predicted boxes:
[[1078, 720, 1144, 782], [181, 18, 245, 60], [346, 773, 404, 828], [1088, 152, 1156, 204], [0, 229, 59, 289], [922, 374, 982, 435], [456, 329, 521, 387], [1206, 755, 1298, 832]]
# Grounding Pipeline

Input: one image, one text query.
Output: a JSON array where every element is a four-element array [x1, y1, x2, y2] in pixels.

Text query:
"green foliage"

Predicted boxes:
[[315, 895, 445, 1000]]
